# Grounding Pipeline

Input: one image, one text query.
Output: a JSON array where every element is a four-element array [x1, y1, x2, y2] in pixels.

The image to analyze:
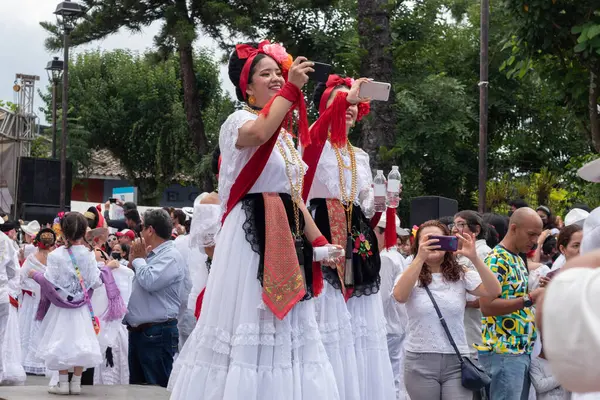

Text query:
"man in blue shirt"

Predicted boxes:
[[125, 209, 185, 387]]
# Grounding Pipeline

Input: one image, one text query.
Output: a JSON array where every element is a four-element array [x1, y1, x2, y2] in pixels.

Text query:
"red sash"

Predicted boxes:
[[222, 82, 307, 223]]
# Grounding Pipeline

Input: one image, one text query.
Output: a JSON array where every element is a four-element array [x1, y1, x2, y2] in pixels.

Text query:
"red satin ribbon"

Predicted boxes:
[[385, 207, 397, 249], [22, 289, 33, 297], [302, 92, 350, 202], [236, 40, 272, 101], [222, 82, 306, 224], [370, 211, 383, 229], [194, 288, 205, 320], [319, 75, 354, 115], [9, 296, 18, 308]]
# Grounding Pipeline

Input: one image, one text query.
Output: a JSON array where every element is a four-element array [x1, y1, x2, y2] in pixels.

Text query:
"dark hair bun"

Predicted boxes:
[[312, 81, 327, 112], [211, 146, 221, 176], [228, 42, 261, 102]]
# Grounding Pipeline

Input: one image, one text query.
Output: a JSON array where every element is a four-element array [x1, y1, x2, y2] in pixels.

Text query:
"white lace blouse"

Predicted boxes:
[[44, 245, 102, 302], [217, 110, 306, 214], [397, 270, 482, 355], [20, 254, 47, 297], [189, 193, 221, 250], [306, 140, 373, 215]]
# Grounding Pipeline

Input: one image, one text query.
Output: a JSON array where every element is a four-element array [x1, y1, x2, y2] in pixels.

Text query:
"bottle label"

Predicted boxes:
[[388, 180, 400, 192], [374, 184, 386, 196]]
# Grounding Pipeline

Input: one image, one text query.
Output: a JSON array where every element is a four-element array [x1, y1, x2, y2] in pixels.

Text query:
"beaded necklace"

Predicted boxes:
[[243, 106, 304, 236], [331, 138, 357, 234]]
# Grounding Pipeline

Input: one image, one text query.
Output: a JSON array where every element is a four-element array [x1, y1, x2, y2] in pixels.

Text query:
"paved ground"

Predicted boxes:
[[0, 375, 169, 399]]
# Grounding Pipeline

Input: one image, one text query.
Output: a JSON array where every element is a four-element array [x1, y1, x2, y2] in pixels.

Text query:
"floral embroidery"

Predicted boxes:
[[352, 230, 373, 259]]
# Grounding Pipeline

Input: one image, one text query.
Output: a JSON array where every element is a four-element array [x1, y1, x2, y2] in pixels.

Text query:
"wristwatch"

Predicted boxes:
[[523, 294, 533, 308]]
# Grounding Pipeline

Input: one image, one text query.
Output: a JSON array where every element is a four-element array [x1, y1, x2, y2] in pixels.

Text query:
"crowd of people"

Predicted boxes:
[[0, 39, 599, 400]]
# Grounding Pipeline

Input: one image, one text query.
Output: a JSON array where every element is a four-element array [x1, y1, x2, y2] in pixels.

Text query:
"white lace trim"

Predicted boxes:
[[44, 246, 102, 301], [308, 142, 373, 206]]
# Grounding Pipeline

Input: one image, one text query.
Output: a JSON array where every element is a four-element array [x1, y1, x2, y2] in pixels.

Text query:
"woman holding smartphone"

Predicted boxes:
[[302, 75, 395, 400], [168, 41, 342, 400], [393, 220, 501, 400]]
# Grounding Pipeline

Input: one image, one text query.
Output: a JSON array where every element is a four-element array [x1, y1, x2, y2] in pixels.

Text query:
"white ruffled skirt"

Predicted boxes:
[[168, 203, 340, 400], [33, 304, 103, 371], [19, 292, 46, 375], [93, 323, 129, 385], [0, 303, 26, 385], [347, 292, 396, 400], [314, 281, 360, 400]]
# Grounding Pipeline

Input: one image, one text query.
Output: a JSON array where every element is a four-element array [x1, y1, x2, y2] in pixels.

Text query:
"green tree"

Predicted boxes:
[[40, 0, 338, 191], [39, 49, 229, 204], [500, 0, 600, 151]]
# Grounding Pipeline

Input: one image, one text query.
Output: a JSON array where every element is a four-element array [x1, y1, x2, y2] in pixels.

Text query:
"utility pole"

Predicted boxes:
[[478, 0, 489, 213]]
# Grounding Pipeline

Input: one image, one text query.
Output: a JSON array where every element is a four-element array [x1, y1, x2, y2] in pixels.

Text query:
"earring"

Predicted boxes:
[[248, 95, 256, 106]]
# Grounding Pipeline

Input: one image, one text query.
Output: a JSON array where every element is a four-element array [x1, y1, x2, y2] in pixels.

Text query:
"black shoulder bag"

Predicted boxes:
[[423, 285, 491, 391]]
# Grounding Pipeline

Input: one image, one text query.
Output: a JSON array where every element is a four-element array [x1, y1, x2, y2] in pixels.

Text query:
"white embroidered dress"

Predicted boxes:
[[19, 254, 48, 375], [168, 110, 340, 400], [307, 140, 396, 400], [0, 232, 26, 385], [32, 245, 104, 371], [186, 193, 220, 314]]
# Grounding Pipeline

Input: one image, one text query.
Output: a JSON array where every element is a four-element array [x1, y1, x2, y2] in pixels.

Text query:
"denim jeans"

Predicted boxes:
[[129, 320, 179, 387], [478, 351, 530, 400]]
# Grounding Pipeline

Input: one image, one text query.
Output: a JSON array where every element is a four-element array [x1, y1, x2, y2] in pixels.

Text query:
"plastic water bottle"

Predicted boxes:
[[373, 170, 387, 212], [386, 166, 401, 208], [313, 245, 345, 262]]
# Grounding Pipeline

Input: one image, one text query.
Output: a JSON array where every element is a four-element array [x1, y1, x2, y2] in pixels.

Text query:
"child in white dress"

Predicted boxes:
[[30, 213, 124, 395]]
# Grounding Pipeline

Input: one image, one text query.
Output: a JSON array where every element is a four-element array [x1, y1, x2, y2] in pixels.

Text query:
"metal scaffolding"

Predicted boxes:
[[0, 73, 40, 215]]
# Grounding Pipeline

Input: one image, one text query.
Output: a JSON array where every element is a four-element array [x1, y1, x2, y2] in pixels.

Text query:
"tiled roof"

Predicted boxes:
[[79, 148, 126, 179], [80, 148, 193, 182]]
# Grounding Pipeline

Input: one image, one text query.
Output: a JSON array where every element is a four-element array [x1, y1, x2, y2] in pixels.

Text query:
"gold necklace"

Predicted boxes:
[[332, 140, 357, 234], [243, 106, 303, 236]]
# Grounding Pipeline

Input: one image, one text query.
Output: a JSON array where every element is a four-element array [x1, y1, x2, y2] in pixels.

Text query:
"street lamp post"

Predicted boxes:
[[478, 0, 490, 213], [45, 57, 64, 159], [54, 0, 85, 211]]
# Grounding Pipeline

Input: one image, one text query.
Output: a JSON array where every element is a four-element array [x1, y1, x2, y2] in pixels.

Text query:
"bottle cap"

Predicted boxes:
[[392, 165, 398, 169], [377, 170, 383, 174]]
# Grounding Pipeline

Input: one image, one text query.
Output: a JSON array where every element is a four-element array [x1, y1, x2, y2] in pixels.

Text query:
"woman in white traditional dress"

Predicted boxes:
[[92, 256, 134, 386], [187, 163, 221, 321], [168, 41, 342, 400], [0, 223, 26, 386], [30, 212, 124, 395], [19, 228, 56, 375], [301, 75, 396, 400]]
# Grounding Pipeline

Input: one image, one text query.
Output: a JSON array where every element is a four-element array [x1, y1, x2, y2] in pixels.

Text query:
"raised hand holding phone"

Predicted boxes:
[[416, 234, 442, 262], [359, 80, 391, 101], [456, 232, 477, 260], [347, 78, 371, 104], [307, 62, 332, 82]]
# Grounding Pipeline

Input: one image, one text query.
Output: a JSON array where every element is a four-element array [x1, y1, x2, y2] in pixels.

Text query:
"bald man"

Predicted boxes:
[[475, 208, 544, 400]]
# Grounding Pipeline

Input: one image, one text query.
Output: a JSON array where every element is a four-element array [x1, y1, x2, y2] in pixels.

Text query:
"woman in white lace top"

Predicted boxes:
[[393, 220, 501, 400], [168, 42, 342, 400]]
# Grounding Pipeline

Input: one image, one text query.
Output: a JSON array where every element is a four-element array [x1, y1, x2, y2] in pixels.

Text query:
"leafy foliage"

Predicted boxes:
[[38, 49, 232, 204]]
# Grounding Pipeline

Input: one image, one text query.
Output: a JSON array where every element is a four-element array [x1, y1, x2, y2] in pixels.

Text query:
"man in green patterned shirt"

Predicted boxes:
[[477, 208, 544, 400]]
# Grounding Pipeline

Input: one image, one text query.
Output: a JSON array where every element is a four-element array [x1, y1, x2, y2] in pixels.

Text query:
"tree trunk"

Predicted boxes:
[[357, 0, 396, 169], [589, 70, 600, 152], [177, 35, 214, 192]]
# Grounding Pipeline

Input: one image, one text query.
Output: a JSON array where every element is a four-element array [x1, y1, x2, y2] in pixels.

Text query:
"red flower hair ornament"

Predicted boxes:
[[235, 40, 293, 101], [236, 40, 310, 145], [310, 74, 371, 148]]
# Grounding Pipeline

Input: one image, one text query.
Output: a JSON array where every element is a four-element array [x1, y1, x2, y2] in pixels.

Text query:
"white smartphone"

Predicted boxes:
[[359, 81, 391, 101]]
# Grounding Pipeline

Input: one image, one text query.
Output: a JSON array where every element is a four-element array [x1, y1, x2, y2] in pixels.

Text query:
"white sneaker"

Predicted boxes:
[[48, 382, 70, 395], [70, 381, 81, 395]]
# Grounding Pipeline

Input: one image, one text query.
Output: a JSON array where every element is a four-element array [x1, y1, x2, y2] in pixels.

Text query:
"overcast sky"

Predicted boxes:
[[0, 0, 234, 125]]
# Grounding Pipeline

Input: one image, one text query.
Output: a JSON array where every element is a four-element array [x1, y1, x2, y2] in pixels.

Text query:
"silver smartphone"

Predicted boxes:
[[359, 81, 391, 101]]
